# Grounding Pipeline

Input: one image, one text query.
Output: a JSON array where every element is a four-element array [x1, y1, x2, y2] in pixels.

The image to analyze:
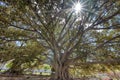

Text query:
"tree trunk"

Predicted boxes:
[[50, 63, 72, 80]]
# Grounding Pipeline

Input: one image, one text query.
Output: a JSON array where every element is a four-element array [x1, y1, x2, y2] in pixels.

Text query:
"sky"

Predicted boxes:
[[0, 1, 7, 7]]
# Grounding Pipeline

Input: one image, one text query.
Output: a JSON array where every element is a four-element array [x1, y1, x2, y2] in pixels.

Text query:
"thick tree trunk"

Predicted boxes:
[[50, 63, 72, 80]]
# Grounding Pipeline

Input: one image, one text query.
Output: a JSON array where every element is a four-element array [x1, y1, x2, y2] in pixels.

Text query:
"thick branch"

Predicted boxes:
[[74, 58, 120, 66], [94, 9, 120, 26], [95, 35, 120, 50]]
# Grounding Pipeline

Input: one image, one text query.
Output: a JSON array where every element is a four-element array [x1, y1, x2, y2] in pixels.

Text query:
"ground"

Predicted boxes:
[[0, 74, 91, 80]]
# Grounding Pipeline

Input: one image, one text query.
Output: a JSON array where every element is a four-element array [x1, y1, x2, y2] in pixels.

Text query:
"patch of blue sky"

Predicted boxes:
[[16, 41, 22, 46], [16, 41, 26, 46], [0, 1, 7, 7]]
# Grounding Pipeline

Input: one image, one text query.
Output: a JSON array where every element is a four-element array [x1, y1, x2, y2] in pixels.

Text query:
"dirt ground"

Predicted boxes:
[[0, 74, 49, 80], [0, 74, 90, 80]]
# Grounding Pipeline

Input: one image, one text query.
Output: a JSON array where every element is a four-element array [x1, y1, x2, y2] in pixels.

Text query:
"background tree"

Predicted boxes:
[[0, 39, 45, 74], [0, 0, 120, 80]]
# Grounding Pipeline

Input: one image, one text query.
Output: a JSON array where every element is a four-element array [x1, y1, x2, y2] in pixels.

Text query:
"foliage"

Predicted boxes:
[[0, 0, 120, 79]]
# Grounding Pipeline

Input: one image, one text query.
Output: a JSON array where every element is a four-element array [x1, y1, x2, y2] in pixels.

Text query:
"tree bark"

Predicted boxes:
[[50, 62, 72, 80]]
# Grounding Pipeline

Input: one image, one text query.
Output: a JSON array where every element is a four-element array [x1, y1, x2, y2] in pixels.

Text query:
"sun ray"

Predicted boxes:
[[72, 0, 88, 14], [74, 2, 82, 13]]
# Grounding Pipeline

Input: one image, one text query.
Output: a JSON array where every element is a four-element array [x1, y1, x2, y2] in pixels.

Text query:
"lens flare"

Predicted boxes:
[[72, 1, 86, 14], [74, 2, 82, 13]]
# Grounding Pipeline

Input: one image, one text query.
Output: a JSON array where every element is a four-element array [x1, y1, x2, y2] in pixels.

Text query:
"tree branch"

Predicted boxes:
[[74, 58, 120, 66], [95, 35, 120, 50]]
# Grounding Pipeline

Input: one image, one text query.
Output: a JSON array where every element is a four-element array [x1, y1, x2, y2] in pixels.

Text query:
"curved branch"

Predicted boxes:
[[95, 35, 120, 50], [74, 58, 120, 66]]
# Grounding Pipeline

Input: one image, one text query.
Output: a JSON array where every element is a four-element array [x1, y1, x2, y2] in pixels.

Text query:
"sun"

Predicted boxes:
[[72, 1, 84, 14], [74, 3, 82, 12]]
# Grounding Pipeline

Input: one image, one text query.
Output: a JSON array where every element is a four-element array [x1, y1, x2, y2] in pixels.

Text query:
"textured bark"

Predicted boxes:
[[50, 63, 72, 80]]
